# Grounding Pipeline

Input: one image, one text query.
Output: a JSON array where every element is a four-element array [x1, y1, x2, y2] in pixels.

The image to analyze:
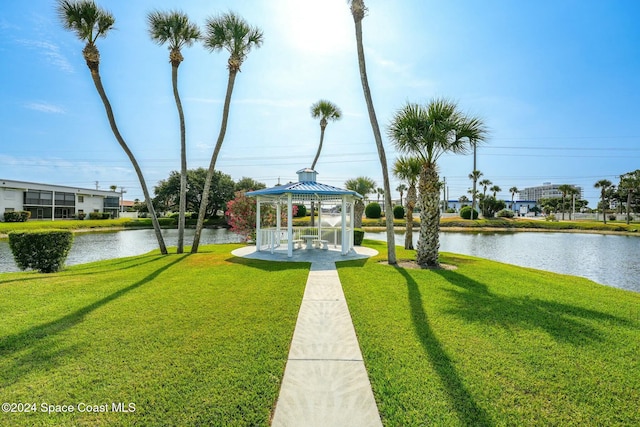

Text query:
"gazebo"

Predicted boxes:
[[246, 169, 363, 257]]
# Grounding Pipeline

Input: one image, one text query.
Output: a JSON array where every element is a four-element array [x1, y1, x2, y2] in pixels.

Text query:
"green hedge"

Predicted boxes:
[[3, 211, 31, 222], [353, 228, 365, 246], [8, 230, 74, 273], [393, 205, 405, 219], [460, 206, 479, 220], [365, 203, 382, 219]]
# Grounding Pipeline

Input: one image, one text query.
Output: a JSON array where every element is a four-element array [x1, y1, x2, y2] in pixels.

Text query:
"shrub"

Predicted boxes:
[[545, 214, 558, 222], [3, 211, 30, 222], [608, 214, 617, 221], [393, 205, 405, 219], [88, 212, 111, 220], [353, 228, 364, 246], [77, 213, 86, 220], [445, 208, 456, 213], [8, 230, 74, 273], [365, 202, 382, 219], [497, 209, 515, 218], [295, 204, 307, 218], [460, 206, 479, 220]]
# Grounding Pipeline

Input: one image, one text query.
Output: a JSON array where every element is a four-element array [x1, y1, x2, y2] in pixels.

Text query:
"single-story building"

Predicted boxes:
[[0, 179, 122, 221]]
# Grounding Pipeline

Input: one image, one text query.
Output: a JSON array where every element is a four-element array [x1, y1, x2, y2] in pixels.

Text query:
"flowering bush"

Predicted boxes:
[[226, 192, 297, 241]]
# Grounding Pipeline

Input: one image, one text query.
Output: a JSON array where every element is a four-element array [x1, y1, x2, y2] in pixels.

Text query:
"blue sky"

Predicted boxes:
[[2, 0, 639, 207]]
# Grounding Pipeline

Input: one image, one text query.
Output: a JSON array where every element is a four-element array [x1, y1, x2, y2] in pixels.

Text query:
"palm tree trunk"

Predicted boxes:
[[626, 191, 632, 225], [172, 63, 187, 254], [405, 185, 416, 250], [353, 18, 396, 265], [417, 165, 440, 267], [602, 194, 607, 224], [192, 69, 237, 253], [354, 200, 364, 228], [88, 67, 167, 255]]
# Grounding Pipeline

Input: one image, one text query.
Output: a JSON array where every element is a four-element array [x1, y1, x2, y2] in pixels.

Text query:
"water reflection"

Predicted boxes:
[[367, 231, 640, 293], [0, 228, 242, 273]]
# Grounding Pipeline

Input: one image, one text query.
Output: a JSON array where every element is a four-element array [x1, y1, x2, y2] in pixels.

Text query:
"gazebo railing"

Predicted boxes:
[[257, 226, 352, 253]]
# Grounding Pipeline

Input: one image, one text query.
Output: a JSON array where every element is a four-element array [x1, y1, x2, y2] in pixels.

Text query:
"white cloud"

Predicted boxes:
[[24, 101, 66, 114], [16, 38, 74, 73]]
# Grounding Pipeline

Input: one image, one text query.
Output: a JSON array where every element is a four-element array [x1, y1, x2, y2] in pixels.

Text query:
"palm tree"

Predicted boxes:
[[309, 100, 342, 226], [310, 100, 342, 170], [468, 170, 482, 218], [479, 178, 492, 214], [57, 0, 167, 254], [594, 179, 612, 223], [345, 176, 376, 228], [567, 186, 580, 220], [490, 185, 501, 198], [619, 170, 639, 225], [393, 156, 421, 249], [192, 12, 263, 253], [376, 187, 384, 203], [148, 10, 200, 254], [347, 0, 396, 265], [388, 99, 487, 267], [396, 183, 407, 207], [509, 186, 519, 211], [557, 184, 573, 220]]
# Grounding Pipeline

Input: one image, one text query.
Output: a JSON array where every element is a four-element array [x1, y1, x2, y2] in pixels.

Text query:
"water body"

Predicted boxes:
[[367, 231, 640, 293], [0, 228, 242, 273], [1, 228, 638, 293]]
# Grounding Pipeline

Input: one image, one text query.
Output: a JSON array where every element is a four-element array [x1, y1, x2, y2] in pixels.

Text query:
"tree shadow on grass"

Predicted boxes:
[[395, 266, 494, 427], [0, 256, 186, 386], [433, 269, 631, 346], [225, 256, 311, 273]]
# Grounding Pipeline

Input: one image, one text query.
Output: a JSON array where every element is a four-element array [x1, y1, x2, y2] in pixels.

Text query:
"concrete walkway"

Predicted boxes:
[[231, 246, 383, 427]]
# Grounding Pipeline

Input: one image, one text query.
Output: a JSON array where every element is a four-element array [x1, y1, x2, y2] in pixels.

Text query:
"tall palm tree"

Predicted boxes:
[[619, 170, 640, 225], [594, 179, 612, 223], [557, 184, 573, 220], [57, 0, 167, 254], [192, 12, 263, 253], [393, 156, 421, 250], [468, 169, 482, 217], [345, 176, 376, 228], [148, 10, 200, 254], [388, 99, 487, 267], [479, 178, 492, 214], [509, 186, 519, 211], [310, 100, 342, 170], [309, 100, 342, 226], [396, 183, 407, 207], [490, 185, 501, 198], [347, 0, 396, 264], [567, 186, 580, 220]]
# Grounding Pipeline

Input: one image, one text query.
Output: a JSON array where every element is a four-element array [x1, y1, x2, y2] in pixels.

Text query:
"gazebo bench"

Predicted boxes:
[[313, 239, 329, 250], [292, 239, 304, 250]]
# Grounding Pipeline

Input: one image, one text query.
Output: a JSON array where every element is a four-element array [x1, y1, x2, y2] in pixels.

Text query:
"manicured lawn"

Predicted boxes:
[[338, 240, 640, 426], [0, 244, 308, 426]]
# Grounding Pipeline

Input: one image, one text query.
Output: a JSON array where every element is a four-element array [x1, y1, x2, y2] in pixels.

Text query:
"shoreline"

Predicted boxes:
[[362, 225, 640, 237]]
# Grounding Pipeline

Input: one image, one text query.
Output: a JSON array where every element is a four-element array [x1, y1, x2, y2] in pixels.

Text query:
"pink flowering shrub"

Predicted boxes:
[[226, 191, 298, 241]]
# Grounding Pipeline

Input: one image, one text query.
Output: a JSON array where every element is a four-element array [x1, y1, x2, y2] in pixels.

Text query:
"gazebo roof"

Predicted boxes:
[[246, 169, 362, 200]]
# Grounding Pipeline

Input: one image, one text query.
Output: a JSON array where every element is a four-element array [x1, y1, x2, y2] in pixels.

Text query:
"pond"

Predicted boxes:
[[0, 228, 242, 274], [367, 231, 640, 293], [1, 228, 638, 293]]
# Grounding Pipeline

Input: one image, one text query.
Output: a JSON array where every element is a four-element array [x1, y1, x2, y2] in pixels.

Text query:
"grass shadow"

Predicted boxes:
[[434, 269, 630, 345], [225, 256, 311, 272], [395, 266, 494, 426], [0, 256, 187, 386]]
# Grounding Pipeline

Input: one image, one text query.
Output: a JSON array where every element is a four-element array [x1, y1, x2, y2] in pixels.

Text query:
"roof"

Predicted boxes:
[[246, 181, 362, 199]]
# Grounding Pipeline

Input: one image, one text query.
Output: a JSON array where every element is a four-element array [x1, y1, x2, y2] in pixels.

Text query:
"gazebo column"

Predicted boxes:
[[349, 199, 355, 251], [256, 197, 262, 251], [317, 197, 322, 240], [287, 193, 293, 257], [274, 201, 281, 254], [341, 197, 348, 254]]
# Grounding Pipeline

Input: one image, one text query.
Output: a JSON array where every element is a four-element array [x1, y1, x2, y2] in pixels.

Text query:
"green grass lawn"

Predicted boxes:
[[338, 240, 640, 426], [0, 244, 308, 426]]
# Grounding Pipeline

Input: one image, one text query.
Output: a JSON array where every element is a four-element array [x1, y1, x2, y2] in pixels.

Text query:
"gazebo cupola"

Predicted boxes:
[[246, 169, 362, 257]]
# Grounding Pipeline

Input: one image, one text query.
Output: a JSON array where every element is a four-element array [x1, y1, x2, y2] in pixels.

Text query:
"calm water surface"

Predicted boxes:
[[0, 228, 242, 273], [2, 228, 638, 293], [367, 231, 640, 293]]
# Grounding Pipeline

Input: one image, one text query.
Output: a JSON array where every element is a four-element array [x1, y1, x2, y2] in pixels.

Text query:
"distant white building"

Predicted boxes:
[[0, 179, 121, 221], [519, 182, 583, 202]]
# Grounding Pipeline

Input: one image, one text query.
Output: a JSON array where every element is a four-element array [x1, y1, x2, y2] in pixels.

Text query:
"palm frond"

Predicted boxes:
[[57, 0, 114, 44], [203, 11, 264, 71]]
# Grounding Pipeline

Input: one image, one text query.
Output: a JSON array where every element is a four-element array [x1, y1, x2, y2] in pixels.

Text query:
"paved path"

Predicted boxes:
[[231, 247, 383, 427]]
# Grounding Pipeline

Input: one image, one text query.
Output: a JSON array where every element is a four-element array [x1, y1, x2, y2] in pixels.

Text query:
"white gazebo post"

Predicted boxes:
[[341, 196, 348, 254], [287, 193, 293, 257], [256, 196, 262, 251], [317, 196, 322, 240]]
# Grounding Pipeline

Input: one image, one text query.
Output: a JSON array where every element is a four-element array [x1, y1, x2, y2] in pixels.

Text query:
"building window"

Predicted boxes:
[[24, 190, 53, 206], [55, 192, 76, 207], [78, 195, 84, 203]]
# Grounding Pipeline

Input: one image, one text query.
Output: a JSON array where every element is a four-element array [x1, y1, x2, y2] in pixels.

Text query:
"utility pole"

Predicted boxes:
[[95, 181, 99, 190], [119, 187, 127, 214]]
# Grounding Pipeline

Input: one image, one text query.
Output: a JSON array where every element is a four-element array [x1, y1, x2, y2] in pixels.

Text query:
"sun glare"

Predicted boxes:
[[279, 0, 353, 54]]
